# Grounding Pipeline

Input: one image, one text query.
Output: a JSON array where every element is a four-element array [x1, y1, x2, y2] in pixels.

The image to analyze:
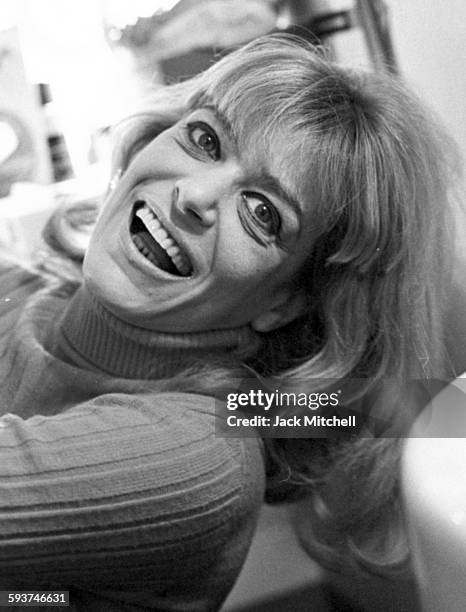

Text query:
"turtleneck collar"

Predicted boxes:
[[56, 284, 261, 379]]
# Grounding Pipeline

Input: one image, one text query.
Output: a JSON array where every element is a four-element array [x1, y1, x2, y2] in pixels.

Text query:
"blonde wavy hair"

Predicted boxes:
[[44, 34, 462, 576]]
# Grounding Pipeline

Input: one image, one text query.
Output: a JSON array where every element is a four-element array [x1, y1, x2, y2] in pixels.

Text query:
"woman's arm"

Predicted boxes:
[[0, 392, 265, 607]]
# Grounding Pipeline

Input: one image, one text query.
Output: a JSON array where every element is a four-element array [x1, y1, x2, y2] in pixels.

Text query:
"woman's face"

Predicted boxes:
[[84, 103, 314, 333]]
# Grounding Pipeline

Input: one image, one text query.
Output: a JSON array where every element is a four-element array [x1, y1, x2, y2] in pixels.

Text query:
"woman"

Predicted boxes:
[[0, 34, 464, 610]]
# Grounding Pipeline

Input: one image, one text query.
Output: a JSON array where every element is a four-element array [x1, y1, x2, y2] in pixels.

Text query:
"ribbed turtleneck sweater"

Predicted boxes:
[[0, 256, 265, 612]]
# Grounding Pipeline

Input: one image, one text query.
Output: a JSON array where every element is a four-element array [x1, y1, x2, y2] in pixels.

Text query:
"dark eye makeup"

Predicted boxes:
[[185, 121, 221, 161], [241, 193, 281, 238], [179, 113, 285, 243]]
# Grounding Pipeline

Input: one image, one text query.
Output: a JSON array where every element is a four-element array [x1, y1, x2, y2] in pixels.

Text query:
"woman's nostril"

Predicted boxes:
[[173, 186, 216, 227], [187, 207, 204, 223]]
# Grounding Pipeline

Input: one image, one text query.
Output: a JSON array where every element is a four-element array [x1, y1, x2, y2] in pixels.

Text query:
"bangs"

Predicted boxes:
[[188, 39, 356, 158], [198, 66, 301, 151], [188, 50, 323, 216]]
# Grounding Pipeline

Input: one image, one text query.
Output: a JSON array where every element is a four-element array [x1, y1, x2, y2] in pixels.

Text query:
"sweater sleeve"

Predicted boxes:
[[0, 392, 265, 609]]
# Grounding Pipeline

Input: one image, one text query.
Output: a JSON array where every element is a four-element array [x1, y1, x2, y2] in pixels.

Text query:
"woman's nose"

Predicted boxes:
[[173, 173, 227, 228]]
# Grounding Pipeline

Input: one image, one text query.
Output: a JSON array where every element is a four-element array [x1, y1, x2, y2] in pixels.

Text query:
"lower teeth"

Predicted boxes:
[[130, 204, 191, 276], [133, 235, 164, 269]]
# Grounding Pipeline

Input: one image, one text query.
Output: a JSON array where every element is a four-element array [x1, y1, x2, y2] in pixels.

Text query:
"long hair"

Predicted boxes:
[[44, 34, 462, 576]]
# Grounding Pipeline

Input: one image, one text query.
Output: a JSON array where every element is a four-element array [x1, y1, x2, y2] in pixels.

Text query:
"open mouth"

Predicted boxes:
[[130, 200, 193, 277]]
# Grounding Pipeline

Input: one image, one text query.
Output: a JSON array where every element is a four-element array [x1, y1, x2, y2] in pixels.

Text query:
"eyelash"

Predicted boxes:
[[183, 118, 282, 240], [185, 121, 221, 160], [241, 193, 282, 239]]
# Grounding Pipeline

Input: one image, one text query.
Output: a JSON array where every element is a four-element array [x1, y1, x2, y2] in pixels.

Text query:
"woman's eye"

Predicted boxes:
[[187, 122, 220, 160], [243, 193, 281, 236]]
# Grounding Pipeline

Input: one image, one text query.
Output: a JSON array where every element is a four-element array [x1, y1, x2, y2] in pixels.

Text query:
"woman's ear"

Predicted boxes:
[[251, 289, 307, 333]]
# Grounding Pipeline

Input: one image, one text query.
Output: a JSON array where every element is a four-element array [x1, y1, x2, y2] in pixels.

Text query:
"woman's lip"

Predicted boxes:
[[121, 221, 186, 281], [123, 197, 197, 280]]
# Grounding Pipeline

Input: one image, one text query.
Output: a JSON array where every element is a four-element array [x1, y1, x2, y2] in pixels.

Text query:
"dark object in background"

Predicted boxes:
[[161, 48, 222, 84], [104, 0, 397, 85], [0, 111, 35, 197], [284, 0, 398, 73], [38, 83, 74, 183], [107, 0, 279, 83]]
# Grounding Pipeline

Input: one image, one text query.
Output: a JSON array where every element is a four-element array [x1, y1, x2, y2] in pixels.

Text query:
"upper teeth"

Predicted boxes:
[[135, 204, 192, 276]]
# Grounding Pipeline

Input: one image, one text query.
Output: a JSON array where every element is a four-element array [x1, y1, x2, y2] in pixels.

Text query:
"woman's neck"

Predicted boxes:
[[56, 284, 261, 379]]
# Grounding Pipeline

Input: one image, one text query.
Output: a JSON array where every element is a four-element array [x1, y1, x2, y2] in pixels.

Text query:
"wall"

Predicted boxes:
[[388, 0, 466, 169], [388, 0, 466, 255]]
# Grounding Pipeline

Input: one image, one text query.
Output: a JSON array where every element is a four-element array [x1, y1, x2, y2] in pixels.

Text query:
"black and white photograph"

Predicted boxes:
[[0, 1, 465, 610]]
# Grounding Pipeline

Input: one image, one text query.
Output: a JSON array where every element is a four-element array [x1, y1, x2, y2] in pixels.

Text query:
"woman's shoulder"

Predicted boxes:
[[0, 391, 266, 603], [152, 390, 267, 493], [82, 390, 267, 501], [3, 389, 266, 513]]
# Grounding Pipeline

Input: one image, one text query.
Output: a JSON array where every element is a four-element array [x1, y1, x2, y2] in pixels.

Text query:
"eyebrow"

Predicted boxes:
[[189, 95, 238, 145], [189, 96, 303, 219]]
